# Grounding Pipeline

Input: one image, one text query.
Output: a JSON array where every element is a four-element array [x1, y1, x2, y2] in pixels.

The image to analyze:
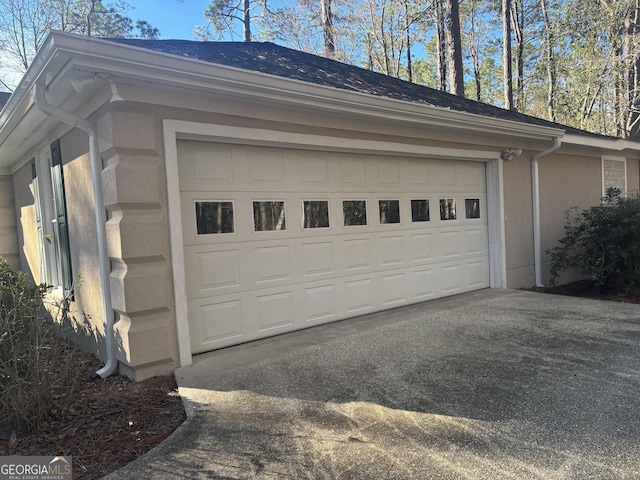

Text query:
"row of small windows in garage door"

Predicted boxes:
[[195, 198, 481, 235]]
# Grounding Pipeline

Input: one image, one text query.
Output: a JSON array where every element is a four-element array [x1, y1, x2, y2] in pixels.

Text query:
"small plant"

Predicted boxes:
[[0, 259, 59, 432], [547, 188, 640, 296]]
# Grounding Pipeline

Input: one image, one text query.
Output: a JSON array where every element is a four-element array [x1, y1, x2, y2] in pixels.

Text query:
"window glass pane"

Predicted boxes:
[[439, 198, 457, 220], [253, 201, 286, 231], [411, 199, 430, 222], [465, 198, 481, 219], [379, 200, 400, 224], [196, 201, 234, 234], [343, 200, 367, 226], [302, 200, 330, 228]]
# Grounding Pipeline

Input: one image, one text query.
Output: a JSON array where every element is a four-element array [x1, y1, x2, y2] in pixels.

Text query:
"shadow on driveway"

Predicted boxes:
[[109, 289, 640, 479]]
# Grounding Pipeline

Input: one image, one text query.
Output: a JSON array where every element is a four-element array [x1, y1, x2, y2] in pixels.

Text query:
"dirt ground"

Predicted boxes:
[[10, 350, 186, 479]]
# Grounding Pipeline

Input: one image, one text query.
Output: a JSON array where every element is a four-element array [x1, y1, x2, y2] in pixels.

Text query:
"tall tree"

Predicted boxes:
[[443, 0, 464, 96], [203, 0, 252, 41], [502, 0, 513, 110], [0, 0, 159, 90], [434, 0, 447, 91], [539, 0, 556, 121], [511, 0, 524, 111], [321, 0, 335, 57]]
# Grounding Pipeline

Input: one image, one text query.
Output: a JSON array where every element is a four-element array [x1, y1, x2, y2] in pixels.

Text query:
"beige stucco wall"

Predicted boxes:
[[10, 80, 640, 381], [0, 175, 19, 268], [12, 164, 39, 280], [10, 133, 107, 359], [502, 150, 640, 289], [98, 107, 179, 381]]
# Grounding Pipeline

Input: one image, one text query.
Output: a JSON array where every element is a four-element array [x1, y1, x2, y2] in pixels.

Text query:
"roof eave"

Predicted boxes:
[[1, 31, 572, 173]]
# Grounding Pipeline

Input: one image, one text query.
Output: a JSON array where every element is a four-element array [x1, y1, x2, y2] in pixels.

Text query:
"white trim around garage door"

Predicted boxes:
[[162, 119, 507, 367]]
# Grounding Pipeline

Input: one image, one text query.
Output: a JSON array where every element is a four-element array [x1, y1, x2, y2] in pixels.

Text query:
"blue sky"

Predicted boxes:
[[128, 0, 211, 39]]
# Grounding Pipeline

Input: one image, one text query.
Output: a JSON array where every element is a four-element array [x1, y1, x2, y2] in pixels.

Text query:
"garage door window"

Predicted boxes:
[[465, 198, 481, 219], [302, 200, 330, 229], [196, 201, 235, 234], [411, 199, 430, 222], [439, 198, 457, 221], [343, 200, 367, 226], [253, 201, 286, 231], [379, 200, 400, 224]]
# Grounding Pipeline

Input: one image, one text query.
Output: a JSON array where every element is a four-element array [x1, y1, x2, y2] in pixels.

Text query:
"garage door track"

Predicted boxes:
[[108, 289, 640, 479]]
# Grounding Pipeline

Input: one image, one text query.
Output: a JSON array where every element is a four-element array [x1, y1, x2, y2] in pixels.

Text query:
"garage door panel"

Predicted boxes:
[[303, 284, 337, 323], [465, 227, 489, 256], [256, 291, 294, 332], [439, 230, 462, 259], [466, 258, 490, 289], [189, 297, 244, 352], [344, 238, 372, 271], [179, 141, 491, 353], [345, 277, 375, 314], [254, 245, 292, 283], [380, 235, 405, 266], [381, 272, 407, 306], [377, 159, 401, 186], [302, 241, 335, 277], [412, 267, 437, 300]]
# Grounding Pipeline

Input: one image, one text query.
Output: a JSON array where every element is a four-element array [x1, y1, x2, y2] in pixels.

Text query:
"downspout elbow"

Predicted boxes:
[[531, 137, 562, 288], [33, 82, 117, 380]]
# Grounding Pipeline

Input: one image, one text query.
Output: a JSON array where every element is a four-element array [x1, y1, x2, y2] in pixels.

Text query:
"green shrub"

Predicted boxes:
[[0, 259, 58, 432], [546, 188, 640, 296]]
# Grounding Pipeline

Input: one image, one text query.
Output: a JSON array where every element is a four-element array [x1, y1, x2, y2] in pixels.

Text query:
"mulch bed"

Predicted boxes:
[[525, 280, 640, 304], [10, 349, 186, 479]]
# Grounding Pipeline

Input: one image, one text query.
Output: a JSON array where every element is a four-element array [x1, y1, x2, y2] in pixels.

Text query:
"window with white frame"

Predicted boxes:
[[33, 140, 73, 296], [602, 157, 627, 195]]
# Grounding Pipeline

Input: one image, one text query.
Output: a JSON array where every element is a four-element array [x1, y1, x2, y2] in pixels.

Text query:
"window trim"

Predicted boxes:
[[439, 198, 457, 221], [194, 199, 236, 235], [464, 197, 481, 219], [342, 199, 368, 227], [301, 199, 331, 230], [252, 199, 287, 232], [601, 156, 627, 195], [378, 199, 401, 225], [410, 198, 430, 223], [33, 141, 74, 298]]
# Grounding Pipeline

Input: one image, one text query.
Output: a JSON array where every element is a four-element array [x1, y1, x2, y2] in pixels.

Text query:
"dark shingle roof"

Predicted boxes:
[[106, 39, 613, 139], [0, 92, 11, 110]]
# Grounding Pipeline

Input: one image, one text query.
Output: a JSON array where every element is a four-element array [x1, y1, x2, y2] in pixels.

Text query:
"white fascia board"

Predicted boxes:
[[562, 133, 640, 154], [46, 32, 564, 141]]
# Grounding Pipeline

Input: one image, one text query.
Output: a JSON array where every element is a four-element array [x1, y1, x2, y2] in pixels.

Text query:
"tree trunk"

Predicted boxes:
[[435, 0, 447, 91], [511, 0, 524, 111], [502, 0, 513, 110], [468, 2, 481, 101], [404, 0, 412, 82], [540, 0, 556, 121], [443, 0, 464, 96], [243, 0, 251, 41], [626, 0, 640, 138], [321, 0, 335, 57]]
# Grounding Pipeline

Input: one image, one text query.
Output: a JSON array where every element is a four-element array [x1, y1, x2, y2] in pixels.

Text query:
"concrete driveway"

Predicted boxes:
[[108, 289, 640, 479]]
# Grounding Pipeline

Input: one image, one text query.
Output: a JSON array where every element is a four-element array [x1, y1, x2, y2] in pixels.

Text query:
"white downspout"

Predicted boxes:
[[33, 82, 117, 379], [531, 137, 562, 288]]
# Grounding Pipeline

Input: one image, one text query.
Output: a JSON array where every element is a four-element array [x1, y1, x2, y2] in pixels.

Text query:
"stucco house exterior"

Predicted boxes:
[[0, 31, 638, 381]]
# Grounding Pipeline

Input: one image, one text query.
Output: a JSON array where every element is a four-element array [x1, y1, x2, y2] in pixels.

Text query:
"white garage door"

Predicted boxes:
[[178, 141, 490, 354]]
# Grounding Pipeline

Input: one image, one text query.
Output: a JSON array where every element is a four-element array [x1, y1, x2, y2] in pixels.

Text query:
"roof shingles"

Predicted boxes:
[[106, 38, 613, 139]]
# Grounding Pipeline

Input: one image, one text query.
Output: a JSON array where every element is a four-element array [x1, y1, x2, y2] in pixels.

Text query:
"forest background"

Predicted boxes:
[[1, 0, 640, 139]]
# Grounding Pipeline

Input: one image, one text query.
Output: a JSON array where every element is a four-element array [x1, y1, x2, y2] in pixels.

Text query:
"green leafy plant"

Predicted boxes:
[[547, 188, 640, 296]]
